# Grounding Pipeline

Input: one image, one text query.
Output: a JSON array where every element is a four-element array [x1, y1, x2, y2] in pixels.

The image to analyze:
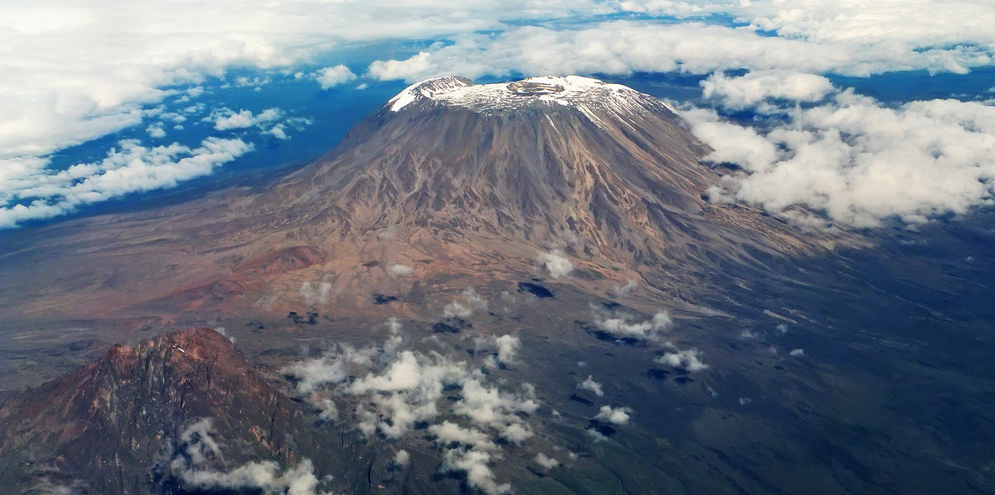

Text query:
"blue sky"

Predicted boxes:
[[2, 0, 995, 229]]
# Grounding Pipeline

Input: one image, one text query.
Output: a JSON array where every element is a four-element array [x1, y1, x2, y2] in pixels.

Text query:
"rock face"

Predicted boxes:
[[0, 75, 830, 318], [0, 328, 366, 494]]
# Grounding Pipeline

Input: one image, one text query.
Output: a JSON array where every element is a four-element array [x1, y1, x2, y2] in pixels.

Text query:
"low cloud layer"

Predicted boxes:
[[281, 320, 539, 495], [685, 86, 995, 227], [0, 137, 252, 228], [170, 418, 332, 495], [366, 16, 995, 84]]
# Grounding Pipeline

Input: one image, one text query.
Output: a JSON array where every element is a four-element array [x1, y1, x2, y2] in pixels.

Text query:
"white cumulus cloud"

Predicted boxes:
[[538, 249, 573, 279], [594, 405, 632, 425], [0, 137, 252, 229], [577, 375, 604, 396], [656, 348, 709, 372], [388, 264, 414, 276], [316, 65, 357, 89], [595, 311, 672, 340], [686, 91, 995, 227], [210, 107, 283, 131], [702, 70, 837, 110], [368, 52, 435, 81], [534, 453, 560, 470]]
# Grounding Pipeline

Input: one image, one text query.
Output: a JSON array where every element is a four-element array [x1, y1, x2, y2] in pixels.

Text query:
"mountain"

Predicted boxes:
[[0, 328, 370, 494], [1, 77, 993, 495], [0, 76, 830, 321], [244, 76, 820, 290]]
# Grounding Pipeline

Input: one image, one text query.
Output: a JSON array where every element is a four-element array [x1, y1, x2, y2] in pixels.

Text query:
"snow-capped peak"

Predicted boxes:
[[389, 76, 473, 111], [387, 75, 659, 114]]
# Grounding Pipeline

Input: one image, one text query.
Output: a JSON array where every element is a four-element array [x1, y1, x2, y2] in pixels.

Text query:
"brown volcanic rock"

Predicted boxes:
[[0, 328, 365, 494]]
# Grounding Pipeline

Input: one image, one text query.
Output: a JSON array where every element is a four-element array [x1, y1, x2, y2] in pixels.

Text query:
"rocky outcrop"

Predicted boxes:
[[0, 328, 367, 494]]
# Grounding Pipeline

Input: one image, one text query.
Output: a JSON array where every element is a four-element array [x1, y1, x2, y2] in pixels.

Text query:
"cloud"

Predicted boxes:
[[789, 348, 805, 357], [686, 90, 995, 227], [428, 421, 496, 451], [595, 311, 672, 340], [286, 321, 536, 449], [0, 137, 252, 229], [587, 428, 609, 443], [453, 380, 538, 442], [656, 349, 709, 372], [282, 342, 384, 393], [534, 453, 560, 470], [210, 107, 282, 131], [263, 116, 313, 141], [444, 288, 488, 319], [177, 418, 223, 465], [316, 398, 338, 421], [537, 250, 573, 279], [300, 281, 333, 306], [701, 70, 836, 110], [613, 279, 637, 296], [264, 124, 289, 140], [440, 449, 510, 495], [282, 321, 543, 494], [476, 334, 520, 368], [394, 450, 410, 467], [365, 18, 995, 85], [170, 417, 332, 495], [368, 52, 435, 81], [146, 123, 166, 138], [594, 405, 632, 425], [316, 65, 357, 89], [388, 264, 414, 276], [577, 375, 604, 396], [254, 294, 279, 309], [177, 460, 331, 495]]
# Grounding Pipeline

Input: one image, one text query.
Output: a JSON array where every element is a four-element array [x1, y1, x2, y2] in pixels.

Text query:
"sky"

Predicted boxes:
[[2, 0, 995, 229]]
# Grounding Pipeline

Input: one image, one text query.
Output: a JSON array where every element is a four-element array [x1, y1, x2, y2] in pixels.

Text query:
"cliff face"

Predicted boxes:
[[0, 328, 367, 494]]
